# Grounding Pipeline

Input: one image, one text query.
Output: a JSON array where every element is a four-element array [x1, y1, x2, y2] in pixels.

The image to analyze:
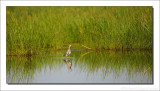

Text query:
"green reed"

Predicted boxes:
[[7, 6, 153, 55]]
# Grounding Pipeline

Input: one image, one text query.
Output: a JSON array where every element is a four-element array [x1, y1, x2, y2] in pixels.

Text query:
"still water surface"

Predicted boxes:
[[7, 50, 153, 84]]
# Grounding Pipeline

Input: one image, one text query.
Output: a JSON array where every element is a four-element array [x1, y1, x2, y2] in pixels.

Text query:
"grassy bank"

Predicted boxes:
[[6, 6, 153, 55]]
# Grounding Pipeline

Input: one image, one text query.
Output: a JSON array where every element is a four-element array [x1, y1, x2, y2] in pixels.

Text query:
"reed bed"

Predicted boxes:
[[6, 6, 153, 55]]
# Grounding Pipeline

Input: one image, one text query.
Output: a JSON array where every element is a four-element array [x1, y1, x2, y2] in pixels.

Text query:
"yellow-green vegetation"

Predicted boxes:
[[6, 6, 153, 55]]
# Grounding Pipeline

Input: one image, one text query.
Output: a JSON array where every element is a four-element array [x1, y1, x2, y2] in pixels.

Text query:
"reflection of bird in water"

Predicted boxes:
[[64, 45, 71, 57], [64, 60, 72, 72]]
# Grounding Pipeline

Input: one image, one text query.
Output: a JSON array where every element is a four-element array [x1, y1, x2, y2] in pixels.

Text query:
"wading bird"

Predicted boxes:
[[64, 45, 71, 57]]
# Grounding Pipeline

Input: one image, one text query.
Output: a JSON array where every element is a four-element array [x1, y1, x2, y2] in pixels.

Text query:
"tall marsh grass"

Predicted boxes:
[[6, 6, 153, 55]]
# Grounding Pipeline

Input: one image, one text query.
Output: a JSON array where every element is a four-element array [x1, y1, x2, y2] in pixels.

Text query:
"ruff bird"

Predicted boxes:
[[64, 45, 71, 57]]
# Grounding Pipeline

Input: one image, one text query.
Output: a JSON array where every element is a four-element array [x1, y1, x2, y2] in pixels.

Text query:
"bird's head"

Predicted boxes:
[[69, 44, 71, 48]]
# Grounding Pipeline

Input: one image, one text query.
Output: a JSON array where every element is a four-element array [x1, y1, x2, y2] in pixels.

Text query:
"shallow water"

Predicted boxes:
[[6, 50, 153, 84]]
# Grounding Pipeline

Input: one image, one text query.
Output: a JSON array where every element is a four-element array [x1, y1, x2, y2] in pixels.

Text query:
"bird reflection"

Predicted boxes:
[[64, 60, 72, 72]]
